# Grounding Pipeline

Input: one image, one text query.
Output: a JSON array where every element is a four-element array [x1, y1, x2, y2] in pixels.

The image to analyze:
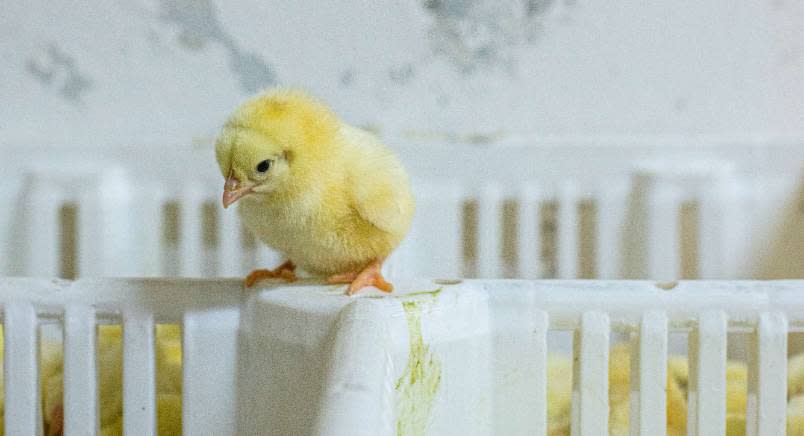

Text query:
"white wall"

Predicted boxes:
[[1, 0, 803, 146]]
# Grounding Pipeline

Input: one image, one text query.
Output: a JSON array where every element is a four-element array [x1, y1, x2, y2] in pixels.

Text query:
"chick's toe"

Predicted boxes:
[[345, 259, 393, 295], [244, 260, 297, 287]]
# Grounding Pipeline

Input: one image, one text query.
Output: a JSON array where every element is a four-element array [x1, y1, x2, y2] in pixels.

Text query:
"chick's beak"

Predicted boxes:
[[222, 175, 252, 209]]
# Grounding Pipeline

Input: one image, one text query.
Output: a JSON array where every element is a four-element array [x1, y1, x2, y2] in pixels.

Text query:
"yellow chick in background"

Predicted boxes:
[[38, 325, 183, 436], [3, 324, 804, 435], [215, 89, 415, 295], [544, 346, 804, 436]]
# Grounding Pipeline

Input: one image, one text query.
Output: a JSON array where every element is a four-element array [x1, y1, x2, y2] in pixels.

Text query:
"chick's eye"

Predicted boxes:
[[256, 160, 271, 173]]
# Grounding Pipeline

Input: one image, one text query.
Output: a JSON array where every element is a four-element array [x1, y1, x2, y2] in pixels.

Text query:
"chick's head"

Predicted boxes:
[[215, 88, 340, 208]]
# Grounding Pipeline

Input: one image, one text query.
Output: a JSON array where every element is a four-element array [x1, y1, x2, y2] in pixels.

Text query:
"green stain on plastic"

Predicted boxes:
[[400, 287, 442, 299], [363, 287, 442, 300], [395, 292, 442, 436]]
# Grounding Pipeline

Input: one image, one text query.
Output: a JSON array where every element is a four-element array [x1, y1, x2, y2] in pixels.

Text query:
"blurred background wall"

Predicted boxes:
[[2, 0, 803, 147]]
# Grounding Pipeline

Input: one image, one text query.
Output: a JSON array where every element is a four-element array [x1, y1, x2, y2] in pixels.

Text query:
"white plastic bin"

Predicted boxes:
[[1, 278, 802, 435], [0, 138, 802, 434], [1, 139, 802, 281]]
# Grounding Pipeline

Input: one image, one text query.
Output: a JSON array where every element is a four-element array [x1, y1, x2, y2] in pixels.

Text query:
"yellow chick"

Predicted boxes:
[[41, 339, 65, 436], [606, 344, 688, 436], [608, 344, 631, 434], [788, 394, 804, 436], [725, 361, 748, 436], [42, 324, 184, 436], [546, 354, 573, 435], [98, 393, 182, 436], [215, 89, 415, 295], [156, 393, 183, 436], [41, 326, 124, 436], [788, 352, 804, 398], [156, 325, 183, 395], [665, 357, 688, 434]]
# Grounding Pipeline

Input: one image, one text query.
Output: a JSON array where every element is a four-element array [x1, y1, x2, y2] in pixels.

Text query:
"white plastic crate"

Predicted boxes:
[[0, 138, 802, 434], [1, 278, 803, 435], [0, 138, 802, 281]]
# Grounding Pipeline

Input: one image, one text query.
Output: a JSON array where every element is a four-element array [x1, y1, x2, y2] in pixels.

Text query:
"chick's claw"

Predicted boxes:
[[244, 268, 296, 287], [244, 260, 297, 287], [344, 259, 393, 295], [348, 274, 392, 295]]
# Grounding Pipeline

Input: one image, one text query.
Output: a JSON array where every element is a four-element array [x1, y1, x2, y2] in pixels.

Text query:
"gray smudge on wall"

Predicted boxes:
[[389, 64, 416, 84], [525, 0, 557, 17], [159, 0, 276, 92], [339, 70, 355, 87], [26, 43, 94, 103], [422, 0, 569, 73]]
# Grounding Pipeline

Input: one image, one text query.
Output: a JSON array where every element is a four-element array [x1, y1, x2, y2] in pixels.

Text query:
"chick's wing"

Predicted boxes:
[[344, 126, 414, 236]]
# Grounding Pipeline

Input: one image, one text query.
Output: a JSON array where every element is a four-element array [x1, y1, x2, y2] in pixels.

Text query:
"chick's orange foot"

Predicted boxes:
[[244, 260, 297, 287], [328, 259, 393, 296]]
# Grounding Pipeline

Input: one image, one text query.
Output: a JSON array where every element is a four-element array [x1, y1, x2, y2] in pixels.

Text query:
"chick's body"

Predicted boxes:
[[238, 124, 413, 276], [216, 89, 414, 293]]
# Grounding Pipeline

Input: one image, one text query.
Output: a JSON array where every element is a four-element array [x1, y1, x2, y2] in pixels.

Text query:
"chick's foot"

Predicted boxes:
[[344, 259, 393, 296], [244, 260, 297, 287]]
